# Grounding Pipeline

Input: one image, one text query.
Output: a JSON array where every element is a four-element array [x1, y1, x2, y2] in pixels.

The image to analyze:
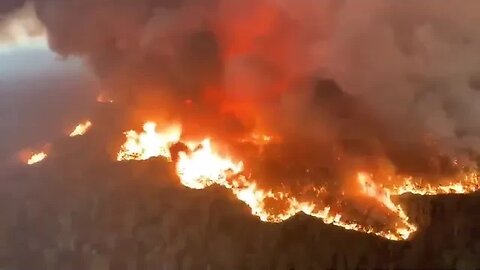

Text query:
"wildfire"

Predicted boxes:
[[69, 121, 92, 137], [119, 121, 480, 241], [35, 114, 478, 240], [117, 122, 181, 161], [357, 173, 416, 240], [174, 141, 412, 239], [27, 152, 47, 165]]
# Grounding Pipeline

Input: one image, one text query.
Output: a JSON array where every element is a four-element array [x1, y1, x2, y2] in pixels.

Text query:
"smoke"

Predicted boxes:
[[0, 1, 45, 49], [4, 0, 480, 183], [325, 0, 480, 175]]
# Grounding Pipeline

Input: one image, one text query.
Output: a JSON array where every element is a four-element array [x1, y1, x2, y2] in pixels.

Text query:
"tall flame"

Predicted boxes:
[[117, 122, 480, 241], [117, 122, 181, 161], [175, 143, 416, 240], [176, 139, 244, 189], [357, 173, 416, 240], [27, 152, 47, 165], [69, 121, 92, 137]]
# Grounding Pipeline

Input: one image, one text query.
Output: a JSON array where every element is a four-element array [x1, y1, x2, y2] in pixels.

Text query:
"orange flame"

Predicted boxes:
[[27, 152, 47, 165], [390, 174, 479, 195], [69, 121, 92, 137], [357, 173, 417, 240], [173, 141, 402, 238]]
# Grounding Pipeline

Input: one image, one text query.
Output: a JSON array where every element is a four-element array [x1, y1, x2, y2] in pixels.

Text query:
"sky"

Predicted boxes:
[[0, 3, 83, 77]]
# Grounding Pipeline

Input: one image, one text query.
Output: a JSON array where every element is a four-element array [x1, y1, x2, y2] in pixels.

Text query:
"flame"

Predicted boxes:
[[117, 122, 181, 161], [27, 152, 47, 165], [239, 133, 276, 145], [69, 121, 92, 137], [119, 122, 474, 241], [390, 174, 479, 195], [174, 141, 403, 238], [176, 139, 244, 189]]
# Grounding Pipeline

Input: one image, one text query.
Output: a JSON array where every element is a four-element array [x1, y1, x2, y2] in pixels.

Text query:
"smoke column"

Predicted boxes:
[[3, 0, 480, 188]]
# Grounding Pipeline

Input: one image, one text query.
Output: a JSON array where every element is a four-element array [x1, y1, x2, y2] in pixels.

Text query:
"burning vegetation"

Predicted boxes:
[[69, 121, 92, 137], [390, 175, 480, 196], [26, 151, 47, 165], [117, 122, 182, 161], [116, 121, 479, 241], [23, 119, 92, 165]]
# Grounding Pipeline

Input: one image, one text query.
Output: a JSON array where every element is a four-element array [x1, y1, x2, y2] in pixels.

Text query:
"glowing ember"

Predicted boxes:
[[96, 94, 114, 103], [27, 152, 47, 165], [117, 122, 181, 161], [69, 121, 92, 137], [117, 122, 480, 241], [239, 133, 276, 145]]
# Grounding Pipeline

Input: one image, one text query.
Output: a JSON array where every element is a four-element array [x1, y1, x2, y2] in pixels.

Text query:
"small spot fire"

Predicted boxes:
[[69, 121, 92, 137], [27, 151, 47, 165], [23, 120, 92, 166]]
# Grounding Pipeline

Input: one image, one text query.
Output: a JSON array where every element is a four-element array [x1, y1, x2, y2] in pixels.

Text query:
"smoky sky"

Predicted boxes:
[[0, 48, 95, 166], [3, 0, 480, 182]]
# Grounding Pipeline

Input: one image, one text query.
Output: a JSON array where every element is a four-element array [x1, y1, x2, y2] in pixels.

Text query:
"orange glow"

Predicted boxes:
[[27, 152, 47, 165], [239, 133, 276, 145], [117, 122, 181, 161], [117, 122, 480, 241], [69, 121, 92, 137]]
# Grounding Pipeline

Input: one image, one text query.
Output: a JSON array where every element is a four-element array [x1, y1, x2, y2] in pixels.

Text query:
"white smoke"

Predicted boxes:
[[0, 1, 46, 52]]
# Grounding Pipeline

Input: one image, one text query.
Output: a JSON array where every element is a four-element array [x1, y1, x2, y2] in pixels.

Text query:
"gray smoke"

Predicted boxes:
[[3, 0, 480, 181], [325, 0, 480, 172]]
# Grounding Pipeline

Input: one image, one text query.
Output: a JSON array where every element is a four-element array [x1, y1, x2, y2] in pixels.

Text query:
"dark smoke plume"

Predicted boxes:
[[0, 1, 43, 45], [4, 0, 480, 185]]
